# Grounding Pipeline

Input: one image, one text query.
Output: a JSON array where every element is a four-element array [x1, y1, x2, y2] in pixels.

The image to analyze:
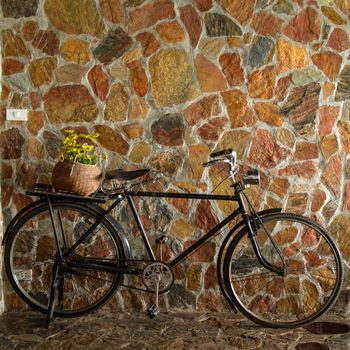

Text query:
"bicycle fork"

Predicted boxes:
[[233, 183, 286, 277]]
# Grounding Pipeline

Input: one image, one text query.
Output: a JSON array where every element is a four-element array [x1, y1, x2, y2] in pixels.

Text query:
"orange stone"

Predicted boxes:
[[94, 125, 129, 155], [127, 60, 149, 97], [30, 91, 41, 109], [311, 188, 327, 212], [88, 65, 109, 101], [283, 7, 320, 43], [188, 144, 210, 180], [219, 52, 244, 86], [321, 6, 346, 25], [100, 0, 124, 24], [338, 121, 350, 154], [27, 137, 45, 159], [156, 20, 185, 43], [335, 0, 350, 17], [128, 142, 151, 163], [2, 30, 31, 57], [28, 111, 45, 135], [122, 123, 144, 139], [180, 5, 201, 48], [13, 192, 33, 211], [269, 178, 290, 198], [170, 218, 196, 239], [254, 102, 284, 126], [221, 90, 257, 128], [248, 129, 290, 168], [321, 154, 342, 196], [184, 95, 220, 126], [227, 37, 243, 48], [135, 32, 160, 57], [251, 11, 284, 37], [276, 76, 292, 101], [217, 0, 255, 25], [312, 51, 342, 81], [129, 96, 150, 120], [327, 28, 350, 52], [23, 20, 38, 41], [2, 58, 24, 75], [295, 141, 319, 160], [128, 0, 176, 33], [321, 135, 339, 158], [29, 57, 57, 88], [60, 39, 91, 64], [196, 0, 213, 11], [323, 81, 335, 100], [319, 105, 339, 136], [195, 53, 227, 93], [248, 66, 275, 99], [277, 39, 308, 74], [279, 161, 319, 179]]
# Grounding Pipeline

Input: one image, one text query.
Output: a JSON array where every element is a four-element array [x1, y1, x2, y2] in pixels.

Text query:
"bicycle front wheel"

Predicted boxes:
[[222, 213, 343, 328], [4, 201, 125, 317]]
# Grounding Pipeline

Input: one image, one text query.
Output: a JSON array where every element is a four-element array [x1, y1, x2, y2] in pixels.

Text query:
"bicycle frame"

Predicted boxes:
[[62, 185, 285, 277]]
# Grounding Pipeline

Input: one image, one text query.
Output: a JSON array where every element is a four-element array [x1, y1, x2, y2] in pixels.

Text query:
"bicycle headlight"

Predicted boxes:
[[243, 169, 260, 185]]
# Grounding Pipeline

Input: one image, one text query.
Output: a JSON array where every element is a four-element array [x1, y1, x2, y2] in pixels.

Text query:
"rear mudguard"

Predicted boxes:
[[216, 208, 282, 313], [2, 199, 132, 261]]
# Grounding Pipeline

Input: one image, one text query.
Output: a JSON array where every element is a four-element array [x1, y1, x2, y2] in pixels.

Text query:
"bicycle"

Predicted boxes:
[[2, 149, 344, 328]]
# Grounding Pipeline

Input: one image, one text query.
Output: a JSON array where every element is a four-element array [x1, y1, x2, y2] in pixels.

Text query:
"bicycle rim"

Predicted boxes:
[[5, 201, 124, 317], [223, 213, 343, 328]]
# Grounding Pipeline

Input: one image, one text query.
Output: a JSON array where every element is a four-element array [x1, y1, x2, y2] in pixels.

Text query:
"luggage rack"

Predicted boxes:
[[26, 183, 108, 203]]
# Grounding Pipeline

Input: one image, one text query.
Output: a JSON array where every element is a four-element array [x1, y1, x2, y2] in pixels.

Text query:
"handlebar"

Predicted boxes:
[[210, 148, 234, 158]]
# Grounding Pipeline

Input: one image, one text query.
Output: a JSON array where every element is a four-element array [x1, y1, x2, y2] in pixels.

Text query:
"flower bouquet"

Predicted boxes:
[[52, 130, 104, 196]]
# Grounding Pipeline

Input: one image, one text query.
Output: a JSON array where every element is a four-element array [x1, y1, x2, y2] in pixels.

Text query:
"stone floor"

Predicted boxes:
[[0, 311, 350, 350]]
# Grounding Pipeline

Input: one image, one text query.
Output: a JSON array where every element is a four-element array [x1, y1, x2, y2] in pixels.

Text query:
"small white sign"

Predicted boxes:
[[6, 109, 28, 121]]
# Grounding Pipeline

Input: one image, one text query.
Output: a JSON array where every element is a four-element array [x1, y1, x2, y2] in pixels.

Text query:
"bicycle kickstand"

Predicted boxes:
[[147, 276, 160, 319], [46, 262, 60, 328]]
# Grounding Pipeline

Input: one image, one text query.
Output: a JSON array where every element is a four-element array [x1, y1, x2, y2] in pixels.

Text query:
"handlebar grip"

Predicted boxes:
[[210, 149, 233, 158]]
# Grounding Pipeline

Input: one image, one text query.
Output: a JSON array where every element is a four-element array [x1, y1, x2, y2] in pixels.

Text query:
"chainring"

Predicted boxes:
[[142, 262, 174, 293]]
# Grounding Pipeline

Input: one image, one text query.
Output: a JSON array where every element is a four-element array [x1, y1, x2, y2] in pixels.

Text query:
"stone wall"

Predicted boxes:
[[1, 0, 350, 313]]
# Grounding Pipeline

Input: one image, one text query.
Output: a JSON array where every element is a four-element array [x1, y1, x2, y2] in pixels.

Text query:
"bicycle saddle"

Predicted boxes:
[[104, 168, 149, 181]]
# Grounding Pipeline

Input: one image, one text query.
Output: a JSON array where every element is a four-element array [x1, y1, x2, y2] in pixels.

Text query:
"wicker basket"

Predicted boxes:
[[52, 160, 102, 196]]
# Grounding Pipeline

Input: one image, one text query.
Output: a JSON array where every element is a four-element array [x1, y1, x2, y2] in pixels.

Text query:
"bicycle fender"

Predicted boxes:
[[86, 204, 132, 261], [2, 199, 46, 246], [216, 208, 282, 313]]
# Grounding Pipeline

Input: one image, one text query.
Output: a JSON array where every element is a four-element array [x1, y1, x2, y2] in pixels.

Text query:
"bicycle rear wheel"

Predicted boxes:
[[222, 213, 343, 328], [4, 201, 125, 317]]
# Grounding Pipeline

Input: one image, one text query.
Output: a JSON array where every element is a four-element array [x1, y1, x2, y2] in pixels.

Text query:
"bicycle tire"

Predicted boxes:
[[4, 200, 126, 317], [222, 212, 343, 328]]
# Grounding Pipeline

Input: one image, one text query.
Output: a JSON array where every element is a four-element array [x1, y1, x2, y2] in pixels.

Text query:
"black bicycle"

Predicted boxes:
[[2, 149, 344, 328]]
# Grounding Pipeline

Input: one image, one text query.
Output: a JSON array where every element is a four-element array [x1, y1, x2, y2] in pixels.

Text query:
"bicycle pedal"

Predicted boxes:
[[147, 304, 159, 319]]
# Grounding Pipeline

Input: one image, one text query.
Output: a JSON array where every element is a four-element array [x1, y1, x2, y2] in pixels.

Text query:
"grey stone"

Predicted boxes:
[[292, 68, 324, 86], [256, 0, 273, 9], [272, 0, 294, 15], [151, 113, 185, 146], [1, 0, 38, 18], [93, 27, 133, 64], [281, 83, 321, 130], [168, 284, 196, 309], [248, 36, 274, 69], [341, 101, 350, 121], [335, 65, 350, 102], [322, 200, 338, 221], [322, 24, 331, 40], [43, 131, 62, 160], [7, 73, 31, 92], [204, 13, 242, 37]]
